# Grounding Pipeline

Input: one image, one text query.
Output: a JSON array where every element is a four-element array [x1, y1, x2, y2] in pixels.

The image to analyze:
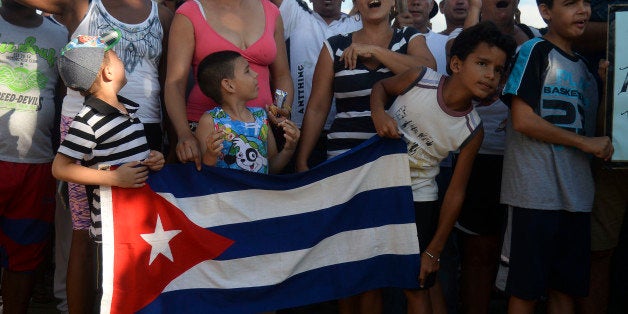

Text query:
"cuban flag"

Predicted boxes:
[[99, 137, 421, 313]]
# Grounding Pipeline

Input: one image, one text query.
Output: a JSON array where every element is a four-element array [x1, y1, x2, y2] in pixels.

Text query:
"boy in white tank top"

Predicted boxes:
[[370, 21, 516, 312]]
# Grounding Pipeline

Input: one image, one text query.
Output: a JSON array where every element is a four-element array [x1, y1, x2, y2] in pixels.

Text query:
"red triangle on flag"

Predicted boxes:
[[108, 184, 234, 313]]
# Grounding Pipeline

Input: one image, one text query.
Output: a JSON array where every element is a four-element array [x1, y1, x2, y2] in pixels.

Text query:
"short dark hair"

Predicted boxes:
[[536, 0, 553, 8], [448, 21, 517, 75], [197, 50, 242, 104]]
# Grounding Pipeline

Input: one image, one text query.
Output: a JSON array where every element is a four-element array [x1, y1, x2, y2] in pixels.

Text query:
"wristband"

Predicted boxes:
[[424, 250, 440, 263]]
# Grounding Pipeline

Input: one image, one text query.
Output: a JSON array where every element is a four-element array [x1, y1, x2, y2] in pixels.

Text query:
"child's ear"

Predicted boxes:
[[221, 78, 235, 93], [450, 56, 462, 74], [101, 64, 114, 82], [538, 4, 551, 23]]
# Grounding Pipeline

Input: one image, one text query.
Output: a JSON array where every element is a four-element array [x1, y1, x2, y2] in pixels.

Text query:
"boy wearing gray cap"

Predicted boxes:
[[51, 30, 164, 306]]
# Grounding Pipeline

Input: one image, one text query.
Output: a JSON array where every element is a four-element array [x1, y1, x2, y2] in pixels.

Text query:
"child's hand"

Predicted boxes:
[[266, 105, 291, 124], [580, 136, 614, 161], [278, 119, 301, 152], [418, 251, 440, 288], [142, 150, 165, 171], [372, 110, 401, 139], [204, 129, 225, 164], [113, 161, 149, 188]]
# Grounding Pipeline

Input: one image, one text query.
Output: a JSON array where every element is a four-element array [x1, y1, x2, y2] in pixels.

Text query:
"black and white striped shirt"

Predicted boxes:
[[324, 27, 420, 158], [58, 95, 150, 241]]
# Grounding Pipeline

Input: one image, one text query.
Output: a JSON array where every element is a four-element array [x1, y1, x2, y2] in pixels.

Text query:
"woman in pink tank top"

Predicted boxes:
[[165, 0, 293, 168]]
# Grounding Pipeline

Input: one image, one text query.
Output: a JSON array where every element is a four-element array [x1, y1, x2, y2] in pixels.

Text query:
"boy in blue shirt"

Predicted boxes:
[[501, 0, 613, 312], [194, 51, 300, 174]]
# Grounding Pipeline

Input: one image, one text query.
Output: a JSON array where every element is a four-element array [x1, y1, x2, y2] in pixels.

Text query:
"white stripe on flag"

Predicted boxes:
[[157, 153, 409, 228], [101, 185, 114, 314], [164, 223, 419, 291]]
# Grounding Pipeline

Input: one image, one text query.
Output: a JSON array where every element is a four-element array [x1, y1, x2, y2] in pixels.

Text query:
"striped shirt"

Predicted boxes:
[[58, 95, 150, 240], [324, 27, 420, 158]]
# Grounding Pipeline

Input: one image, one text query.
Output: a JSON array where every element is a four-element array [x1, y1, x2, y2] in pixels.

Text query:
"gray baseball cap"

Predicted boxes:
[[58, 30, 121, 92]]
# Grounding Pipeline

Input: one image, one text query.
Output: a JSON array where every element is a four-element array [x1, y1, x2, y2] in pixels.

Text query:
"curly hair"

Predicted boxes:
[[448, 21, 517, 75]]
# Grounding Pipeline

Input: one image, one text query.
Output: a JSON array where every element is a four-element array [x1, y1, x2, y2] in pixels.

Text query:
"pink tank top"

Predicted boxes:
[[177, 0, 278, 122]]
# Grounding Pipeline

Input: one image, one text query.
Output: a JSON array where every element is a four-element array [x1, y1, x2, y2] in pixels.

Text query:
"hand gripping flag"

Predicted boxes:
[[99, 137, 421, 313]]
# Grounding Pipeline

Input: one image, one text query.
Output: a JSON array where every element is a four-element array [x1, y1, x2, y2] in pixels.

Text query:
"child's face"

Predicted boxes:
[[541, 0, 591, 39], [452, 42, 507, 99], [231, 57, 259, 101], [106, 50, 127, 88]]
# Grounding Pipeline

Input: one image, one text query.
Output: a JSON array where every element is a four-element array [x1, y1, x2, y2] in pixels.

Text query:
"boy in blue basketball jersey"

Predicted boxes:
[[501, 0, 614, 312]]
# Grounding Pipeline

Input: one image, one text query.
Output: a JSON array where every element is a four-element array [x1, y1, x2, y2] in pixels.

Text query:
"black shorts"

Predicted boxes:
[[456, 154, 506, 235], [413, 201, 439, 289], [506, 207, 591, 300]]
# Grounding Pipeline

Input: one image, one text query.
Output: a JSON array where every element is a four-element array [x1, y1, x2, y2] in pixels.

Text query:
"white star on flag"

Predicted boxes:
[[140, 215, 182, 265]]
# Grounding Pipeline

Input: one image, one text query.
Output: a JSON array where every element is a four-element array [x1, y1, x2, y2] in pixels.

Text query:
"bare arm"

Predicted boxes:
[[510, 96, 613, 160], [164, 13, 202, 170], [295, 46, 334, 172], [157, 4, 174, 101], [269, 15, 294, 114], [52, 153, 149, 188], [419, 127, 483, 286], [158, 4, 174, 160], [463, 0, 481, 28], [268, 119, 300, 174], [371, 67, 424, 138], [195, 114, 223, 167], [392, 34, 435, 72], [341, 34, 436, 74]]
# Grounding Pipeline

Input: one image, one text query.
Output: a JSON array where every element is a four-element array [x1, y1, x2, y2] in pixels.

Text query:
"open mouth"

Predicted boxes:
[[368, 0, 382, 8], [496, 0, 509, 8]]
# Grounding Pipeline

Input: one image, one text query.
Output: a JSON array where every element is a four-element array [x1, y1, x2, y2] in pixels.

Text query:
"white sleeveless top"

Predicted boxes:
[[61, 0, 163, 123], [389, 68, 482, 201]]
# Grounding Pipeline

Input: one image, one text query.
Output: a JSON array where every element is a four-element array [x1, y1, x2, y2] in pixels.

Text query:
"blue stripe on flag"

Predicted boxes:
[[138, 254, 420, 314], [147, 137, 407, 196], [210, 186, 414, 259]]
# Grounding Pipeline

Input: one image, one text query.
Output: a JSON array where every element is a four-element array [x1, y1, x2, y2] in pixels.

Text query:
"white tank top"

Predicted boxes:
[[61, 0, 163, 123]]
